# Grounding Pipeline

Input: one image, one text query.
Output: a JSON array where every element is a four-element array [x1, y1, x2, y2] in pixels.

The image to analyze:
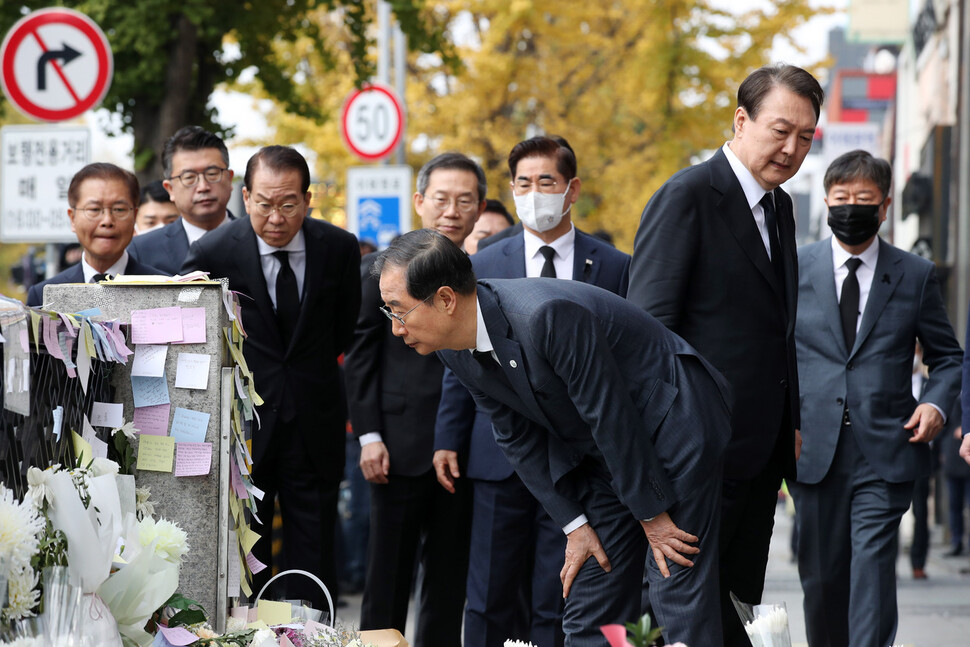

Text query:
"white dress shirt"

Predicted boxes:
[[256, 229, 307, 310], [81, 251, 129, 283], [723, 143, 775, 260], [182, 213, 232, 247], [523, 225, 575, 279]]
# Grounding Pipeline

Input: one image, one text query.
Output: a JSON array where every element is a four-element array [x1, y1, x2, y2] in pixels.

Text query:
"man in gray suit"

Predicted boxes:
[[373, 228, 732, 647], [792, 150, 962, 647]]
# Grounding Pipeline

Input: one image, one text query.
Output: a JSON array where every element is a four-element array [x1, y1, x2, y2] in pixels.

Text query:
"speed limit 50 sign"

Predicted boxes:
[[340, 83, 404, 162]]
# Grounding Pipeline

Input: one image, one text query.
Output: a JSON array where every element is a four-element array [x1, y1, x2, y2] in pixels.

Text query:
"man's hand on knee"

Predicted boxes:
[[641, 512, 700, 578], [560, 523, 611, 599]]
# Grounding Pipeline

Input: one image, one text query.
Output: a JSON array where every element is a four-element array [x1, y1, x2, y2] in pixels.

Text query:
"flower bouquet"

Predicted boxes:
[[730, 593, 791, 647]]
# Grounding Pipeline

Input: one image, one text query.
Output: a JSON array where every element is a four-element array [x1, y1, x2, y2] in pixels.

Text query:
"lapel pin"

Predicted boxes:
[[509, 360, 517, 368]]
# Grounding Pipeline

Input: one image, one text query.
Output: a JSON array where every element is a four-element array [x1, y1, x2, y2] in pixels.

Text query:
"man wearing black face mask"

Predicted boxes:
[[790, 149, 963, 647]]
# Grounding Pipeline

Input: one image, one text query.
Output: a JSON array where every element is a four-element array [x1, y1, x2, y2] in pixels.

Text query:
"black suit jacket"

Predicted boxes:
[[628, 147, 800, 480], [129, 211, 236, 275], [344, 252, 446, 476], [26, 257, 163, 307], [180, 215, 361, 474]]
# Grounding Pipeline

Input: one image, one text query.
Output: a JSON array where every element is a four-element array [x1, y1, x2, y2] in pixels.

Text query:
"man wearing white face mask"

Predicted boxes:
[[433, 136, 630, 647]]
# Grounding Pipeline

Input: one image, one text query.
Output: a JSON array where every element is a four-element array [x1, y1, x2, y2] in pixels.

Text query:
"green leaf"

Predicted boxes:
[[168, 608, 208, 627]]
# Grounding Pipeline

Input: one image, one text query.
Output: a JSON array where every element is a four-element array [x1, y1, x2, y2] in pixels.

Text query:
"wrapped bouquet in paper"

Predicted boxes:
[[731, 594, 791, 647]]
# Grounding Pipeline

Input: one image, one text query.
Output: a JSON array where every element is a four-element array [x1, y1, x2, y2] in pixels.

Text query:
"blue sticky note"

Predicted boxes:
[[131, 372, 170, 408], [170, 407, 210, 443], [75, 308, 102, 317]]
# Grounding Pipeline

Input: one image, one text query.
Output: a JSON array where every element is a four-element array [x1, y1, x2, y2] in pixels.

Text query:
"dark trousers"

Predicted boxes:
[[946, 476, 970, 549], [910, 475, 930, 569], [719, 435, 786, 647], [360, 469, 472, 647], [251, 420, 342, 614], [339, 435, 370, 590], [791, 425, 913, 647], [464, 474, 565, 647]]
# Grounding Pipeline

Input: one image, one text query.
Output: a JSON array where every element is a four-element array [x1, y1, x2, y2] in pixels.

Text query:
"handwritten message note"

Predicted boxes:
[[174, 353, 210, 389], [131, 344, 168, 377], [130, 307, 183, 344], [157, 626, 199, 646], [173, 308, 206, 345], [175, 442, 212, 477], [170, 407, 210, 443], [90, 402, 123, 428], [133, 403, 170, 437], [136, 435, 175, 472], [245, 551, 268, 575], [131, 374, 170, 408]]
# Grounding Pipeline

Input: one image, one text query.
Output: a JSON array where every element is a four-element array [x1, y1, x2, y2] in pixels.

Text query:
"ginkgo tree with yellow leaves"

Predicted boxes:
[[255, 0, 827, 250]]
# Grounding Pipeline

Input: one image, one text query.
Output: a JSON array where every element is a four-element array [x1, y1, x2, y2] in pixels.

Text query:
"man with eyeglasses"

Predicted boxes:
[[344, 152, 486, 646], [128, 126, 236, 274], [181, 145, 361, 610], [27, 163, 163, 306], [433, 136, 630, 647]]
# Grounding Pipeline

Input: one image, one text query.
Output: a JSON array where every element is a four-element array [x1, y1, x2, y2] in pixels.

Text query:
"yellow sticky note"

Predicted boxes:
[[237, 524, 260, 554], [246, 620, 269, 631], [72, 429, 92, 464], [30, 311, 41, 352], [136, 435, 175, 472], [82, 322, 96, 358], [257, 599, 292, 626]]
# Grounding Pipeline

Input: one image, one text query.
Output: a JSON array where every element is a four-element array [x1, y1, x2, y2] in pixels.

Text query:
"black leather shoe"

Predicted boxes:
[[944, 545, 964, 558]]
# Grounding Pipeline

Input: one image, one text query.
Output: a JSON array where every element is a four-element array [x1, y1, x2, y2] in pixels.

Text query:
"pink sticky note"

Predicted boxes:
[[43, 317, 64, 360], [130, 307, 183, 344], [19, 329, 28, 353], [600, 625, 633, 647], [133, 404, 170, 436], [175, 442, 212, 477], [246, 551, 268, 575], [230, 606, 249, 620], [173, 308, 206, 345], [158, 626, 199, 646], [247, 607, 258, 622], [280, 635, 296, 647], [230, 456, 249, 499]]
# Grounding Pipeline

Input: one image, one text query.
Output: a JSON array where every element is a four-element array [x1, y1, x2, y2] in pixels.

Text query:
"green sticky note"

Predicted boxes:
[[256, 599, 292, 626], [136, 435, 175, 472]]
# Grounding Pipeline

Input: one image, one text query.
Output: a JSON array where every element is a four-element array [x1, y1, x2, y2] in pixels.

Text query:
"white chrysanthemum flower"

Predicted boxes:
[[225, 616, 247, 633], [0, 486, 44, 573], [135, 486, 155, 521], [111, 421, 139, 440], [3, 566, 40, 620], [26, 466, 56, 509], [504, 641, 538, 647], [0, 637, 45, 647], [89, 457, 120, 477], [249, 627, 277, 646], [137, 517, 189, 564]]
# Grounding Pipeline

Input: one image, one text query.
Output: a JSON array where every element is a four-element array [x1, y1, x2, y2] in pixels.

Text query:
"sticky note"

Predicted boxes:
[[238, 524, 260, 554], [280, 635, 296, 647], [133, 403, 170, 437], [137, 435, 175, 472], [130, 307, 183, 344], [51, 405, 64, 440], [229, 606, 248, 621], [173, 308, 206, 344], [82, 415, 108, 459], [90, 402, 124, 428], [245, 551, 267, 575], [170, 407, 210, 443], [174, 353, 210, 389], [131, 344, 168, 377], [76, 324, 92, 394], [257, 599, 292, 626], [72, 429, 93, 464], [131, 373, 170, 408], [157, 626, 198, 646], [175, 442, 212, 477]]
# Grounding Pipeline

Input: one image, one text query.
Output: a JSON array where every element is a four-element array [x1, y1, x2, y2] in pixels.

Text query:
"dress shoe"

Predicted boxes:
[[912, 568, 928, 580], [944, 545, 964, 557]]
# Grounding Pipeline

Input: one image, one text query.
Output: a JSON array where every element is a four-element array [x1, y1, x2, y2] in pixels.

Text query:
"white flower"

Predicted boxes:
[[0, 637, 45, 647], [135, 486, 155, 521], [137, 517, 189, 564], [3, 566, 40, 621], [26, 466, 57, 509], [504, 642, 537, 647], [248, 627, 277, 646], [111, 421, 139, 440], [89, 457, 120, 477], [0, 486, 44, 574], [225, 616, 247, 632]]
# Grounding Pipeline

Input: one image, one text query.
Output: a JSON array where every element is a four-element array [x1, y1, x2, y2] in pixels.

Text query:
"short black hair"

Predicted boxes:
[[162, 126, 229, 178], [244, 145, 311, 193], [483, 199, 514, 226], [372, 229, 477, 299], [416, 153, 487, 202], [738, 64, 824, 123], [823, 150, 892, 199], [68, 162, 139, 208], [140, 180, 172, 205], [507, 135, 577, 180]]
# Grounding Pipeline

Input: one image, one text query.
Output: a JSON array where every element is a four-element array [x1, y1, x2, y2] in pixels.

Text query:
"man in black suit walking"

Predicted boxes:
[[628, 64, 823, 645], [181, 145, 361, 608], [344, 153, 486, 646], [129, 126, 235, 274]]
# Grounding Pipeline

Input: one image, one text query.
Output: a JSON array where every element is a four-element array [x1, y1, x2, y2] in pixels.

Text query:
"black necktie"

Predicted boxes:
[[760, 192, 784, 285], [90, 273, 112, 283], [538, 246, 557, 278], [273, 251, 300, 343], [472, 350, 496, 370], [840, 258, 863, 352]]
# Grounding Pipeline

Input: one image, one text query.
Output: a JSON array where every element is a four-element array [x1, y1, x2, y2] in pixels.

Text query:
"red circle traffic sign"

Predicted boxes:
[[340, 83, 405, 162], [1, 8, 113, 122]]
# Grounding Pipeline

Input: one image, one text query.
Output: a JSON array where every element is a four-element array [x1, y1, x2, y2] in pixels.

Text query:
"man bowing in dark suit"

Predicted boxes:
[[377, 229, 731, 647], [791, 150, 962, 647], [627, 64, 823, 645], [181, 145, 361, 608], [129, 126, 235, 274], [28, 163, 162, 306], [434, 135, 630, 647]]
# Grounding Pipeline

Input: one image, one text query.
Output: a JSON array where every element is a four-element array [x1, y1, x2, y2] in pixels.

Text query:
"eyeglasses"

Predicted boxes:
[[250, 201, 303, 218], [169, 166, 228, 188], [379, 294, 434, 326], [512, 178, 569, 195], [426, 194, 480, 216], [79, 205, 134, 220]]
